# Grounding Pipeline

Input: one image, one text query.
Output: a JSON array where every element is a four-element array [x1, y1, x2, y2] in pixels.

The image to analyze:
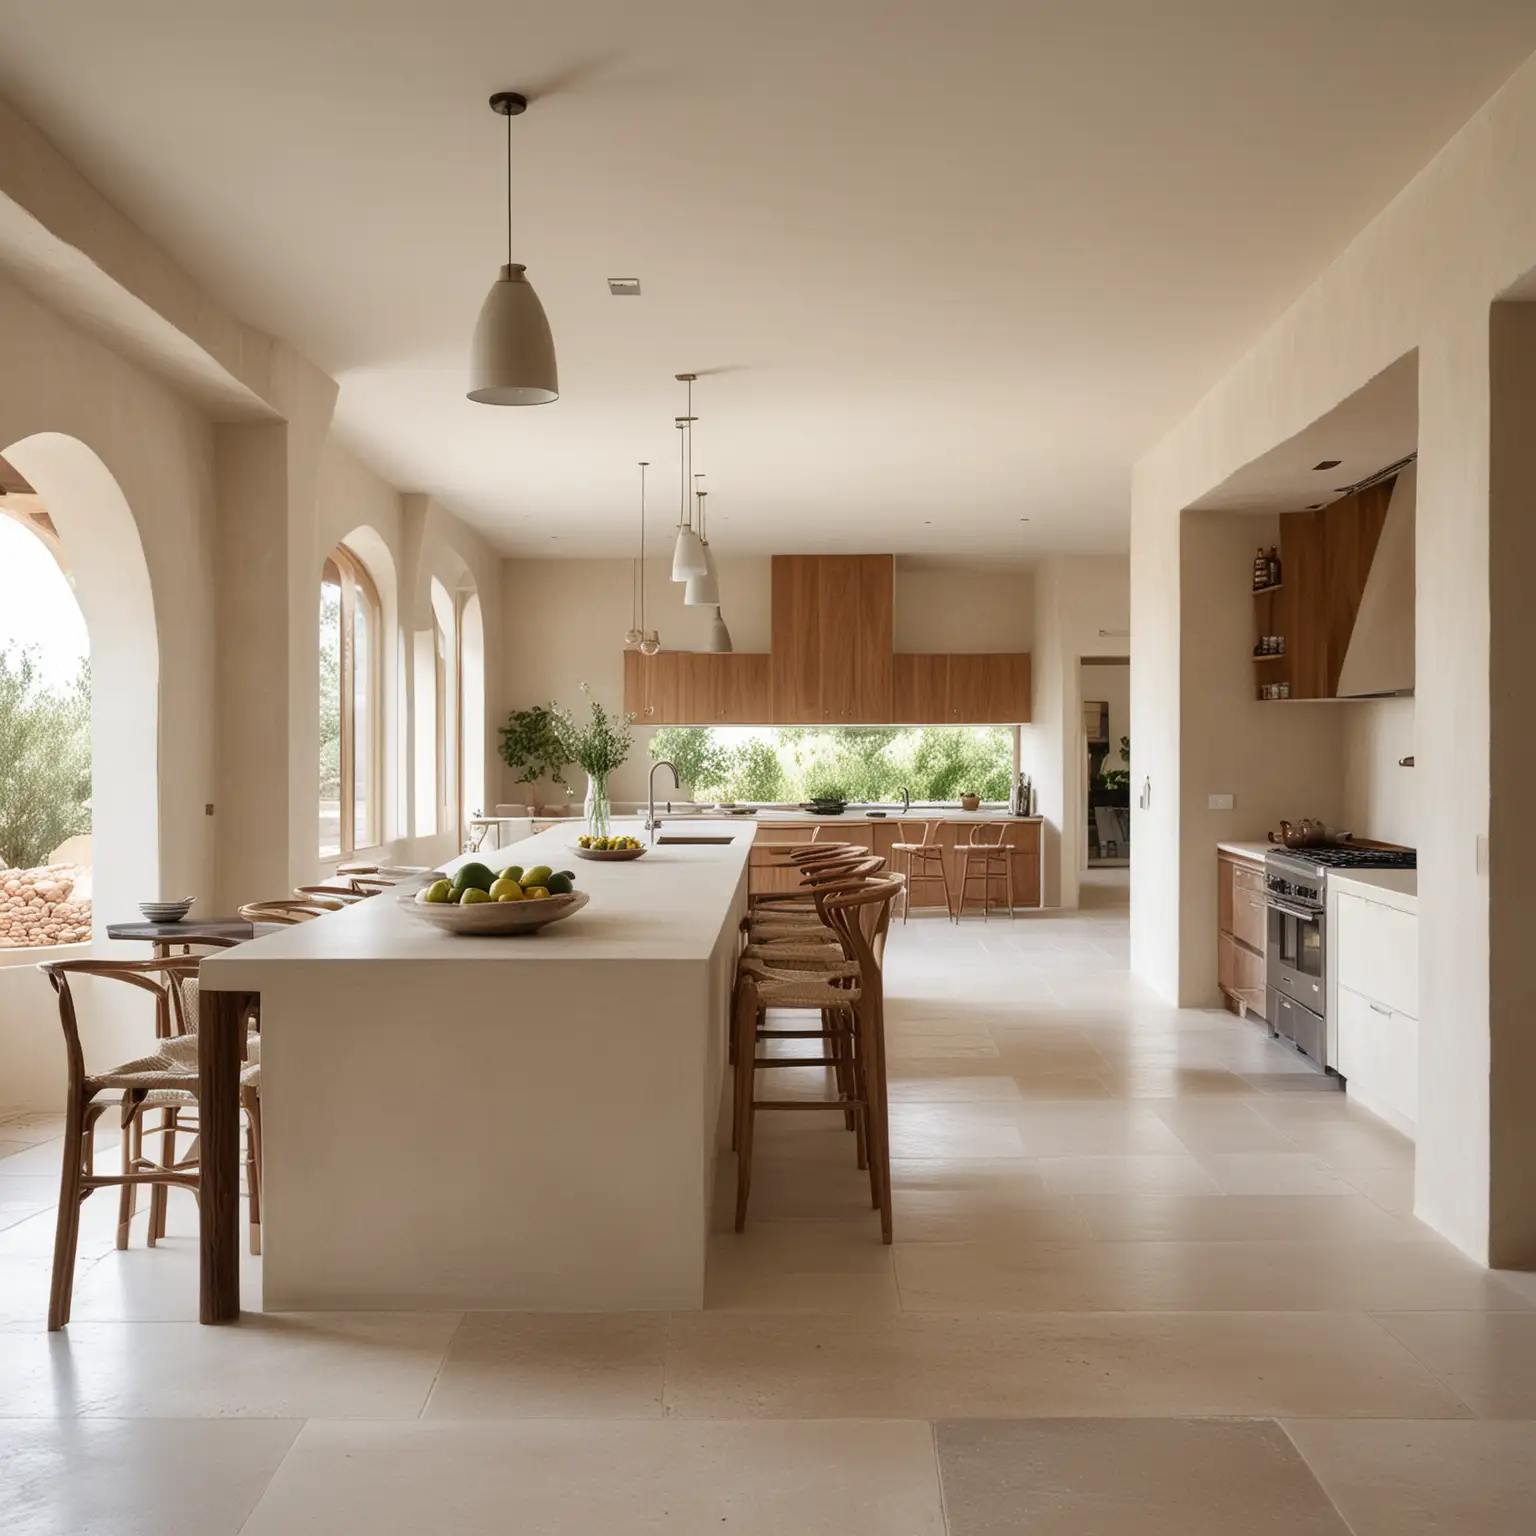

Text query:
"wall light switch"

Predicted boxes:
[[1208, 793, 1235, 812]]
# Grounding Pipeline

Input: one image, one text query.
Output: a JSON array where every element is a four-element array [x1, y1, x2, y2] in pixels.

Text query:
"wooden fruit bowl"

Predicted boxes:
[[573, 844, 647, 862], [399, 886, 589, 935]]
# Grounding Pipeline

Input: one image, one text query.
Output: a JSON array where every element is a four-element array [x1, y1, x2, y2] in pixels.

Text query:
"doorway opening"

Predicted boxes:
[[1080, 657, 1130, 871]]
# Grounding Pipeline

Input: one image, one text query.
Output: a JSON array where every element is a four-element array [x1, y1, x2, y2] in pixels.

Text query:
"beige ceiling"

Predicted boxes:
[[1, 1, 1532, 559]]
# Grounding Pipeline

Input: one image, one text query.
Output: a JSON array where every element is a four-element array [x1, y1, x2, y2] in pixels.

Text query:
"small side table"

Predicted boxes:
[[106, 919, 260, 959]]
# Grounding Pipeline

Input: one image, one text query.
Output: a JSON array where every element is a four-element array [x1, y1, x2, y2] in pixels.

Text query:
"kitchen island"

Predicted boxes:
[[197, 820, 752, 1314]]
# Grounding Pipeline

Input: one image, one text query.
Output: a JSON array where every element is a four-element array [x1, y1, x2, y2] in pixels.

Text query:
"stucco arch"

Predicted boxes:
[[3, 432, 158, 936]]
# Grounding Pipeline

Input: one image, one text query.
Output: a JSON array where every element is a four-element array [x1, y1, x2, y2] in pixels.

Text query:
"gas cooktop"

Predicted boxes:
[[1270, 845, 1417, 870]]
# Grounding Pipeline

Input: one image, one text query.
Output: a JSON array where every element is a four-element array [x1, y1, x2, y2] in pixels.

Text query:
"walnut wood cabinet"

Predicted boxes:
[[749, 817, 1042, 905], [1217, 850, 1267, 1023], [624, 651, 770, 724], [893, 653, 1032, 723], [769, 554, 893, 723]]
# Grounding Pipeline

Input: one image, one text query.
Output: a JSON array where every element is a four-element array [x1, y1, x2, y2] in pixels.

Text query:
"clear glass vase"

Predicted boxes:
[[584, 772, 612, 840]]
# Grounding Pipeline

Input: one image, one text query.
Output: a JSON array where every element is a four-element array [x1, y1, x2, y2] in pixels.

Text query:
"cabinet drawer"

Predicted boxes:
[[1336, 984, 1418, 1126], [1335, 892, 1417, 1020], [1230, 885, 1268, 954], [1231, 861, 1264, 895]]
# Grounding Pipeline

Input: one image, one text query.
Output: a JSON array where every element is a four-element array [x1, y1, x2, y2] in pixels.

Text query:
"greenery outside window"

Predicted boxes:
[[319, 545, 381, 857], [647, 725, 1015, 803]]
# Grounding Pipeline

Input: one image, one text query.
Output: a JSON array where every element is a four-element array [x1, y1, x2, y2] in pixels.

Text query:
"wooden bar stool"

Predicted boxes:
[[891, 819, 954, 922], [733, 875, 903, 1241], [952, 822, 1017, 920], [38, 957, 263, 1329], [238, 899, 337, 924]]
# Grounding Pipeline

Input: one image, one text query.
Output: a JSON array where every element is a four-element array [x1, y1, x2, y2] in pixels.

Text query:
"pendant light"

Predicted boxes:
[[625, 460, 645, 647], [671, 373, 708, 580], [467, 92, 558, 406], [707, 607, 733, 653], [636, 461, 661, 655], [684, 481, 721, 606]]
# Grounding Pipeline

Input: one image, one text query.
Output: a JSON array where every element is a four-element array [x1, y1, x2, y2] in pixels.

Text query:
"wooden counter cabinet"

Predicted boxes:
[[1217, 851, 1267, 1023]]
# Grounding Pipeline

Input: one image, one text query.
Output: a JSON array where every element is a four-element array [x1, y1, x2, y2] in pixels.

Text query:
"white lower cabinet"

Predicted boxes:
[[1331, 888, 1418, 1134], [1335, 985, 1418, 1129]]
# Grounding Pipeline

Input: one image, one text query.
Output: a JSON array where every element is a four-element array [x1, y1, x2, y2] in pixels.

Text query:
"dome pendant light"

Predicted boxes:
[[671, 373, 708, 580], [684, 483, 721, 606], [467, 92, 558, 406]]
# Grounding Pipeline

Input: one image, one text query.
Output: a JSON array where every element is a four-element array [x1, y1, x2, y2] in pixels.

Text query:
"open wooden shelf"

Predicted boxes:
[[1252, 653, 1287, 663], [1252, 583, 1284, 595]]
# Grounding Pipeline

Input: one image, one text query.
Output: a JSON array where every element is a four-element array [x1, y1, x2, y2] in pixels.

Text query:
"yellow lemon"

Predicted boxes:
[[524, 886, 550, 900], [488, 877, 523, 901]]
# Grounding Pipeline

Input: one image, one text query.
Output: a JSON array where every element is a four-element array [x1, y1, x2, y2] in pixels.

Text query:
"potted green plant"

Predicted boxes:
[[550, 684, 636, 839], [498, 705, 571, 803]]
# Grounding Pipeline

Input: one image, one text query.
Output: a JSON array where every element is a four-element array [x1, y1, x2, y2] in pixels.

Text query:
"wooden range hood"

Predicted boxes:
[[623, 554, 1032, 726]]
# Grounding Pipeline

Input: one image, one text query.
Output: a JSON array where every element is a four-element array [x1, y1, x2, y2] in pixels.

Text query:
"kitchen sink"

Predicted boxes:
[[656, 835, 736, 845]]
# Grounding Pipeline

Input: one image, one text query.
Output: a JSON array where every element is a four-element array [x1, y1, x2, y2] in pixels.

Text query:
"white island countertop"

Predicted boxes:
[[200, 818, 752, 1313], [206, 818, 753, 975]]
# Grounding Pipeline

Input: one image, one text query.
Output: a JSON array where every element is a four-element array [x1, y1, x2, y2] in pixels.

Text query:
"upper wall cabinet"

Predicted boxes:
[[1255, 468, 1414, 702], [893, 653, 1032, 724], [770, 555, 894, 723], [624, 651, 770, 725]]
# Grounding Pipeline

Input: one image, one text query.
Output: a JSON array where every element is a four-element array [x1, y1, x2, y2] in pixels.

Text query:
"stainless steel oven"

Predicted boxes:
[[1264, 852, 1326, 1066]]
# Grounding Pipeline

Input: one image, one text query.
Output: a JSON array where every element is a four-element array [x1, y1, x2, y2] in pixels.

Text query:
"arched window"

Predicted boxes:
[[319, 544, 381, 857]]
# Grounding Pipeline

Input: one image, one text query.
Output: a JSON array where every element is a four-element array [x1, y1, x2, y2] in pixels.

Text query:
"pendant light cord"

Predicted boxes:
[[638, 461, 647, 632], [505, 109, 513, 268]]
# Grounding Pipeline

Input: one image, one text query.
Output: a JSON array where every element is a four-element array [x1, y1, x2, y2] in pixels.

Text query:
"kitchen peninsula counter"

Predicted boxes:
[[199, 821, 752, 1312]]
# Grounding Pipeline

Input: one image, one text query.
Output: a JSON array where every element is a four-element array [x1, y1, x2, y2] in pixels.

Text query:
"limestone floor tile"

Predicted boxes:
[[661, 1310, 1470, 1419], [887, 1105, 1029, 1159], [0, 1417, 301, 1536], [704, 1222, 900, 1312], [1147, 1100, 1303, 1154], [1263, 1116, 1415, 1171], [241, 1418, 947, 1535], [935, 1417, 1349, 1535], [1371, 1311, 1536, 1416], [1038, 1153, 1224, 1196], [1283, 1418, 1536, 1535], [423, 1313, 667, 1419], [887, 1075, 1025, 1104], [891, 1238, 1534, 1314], [1096, 1065, 1256, 1098], [1339, 1166, 1418, 1217], [893, 1188, 1091, 1245], [1011, 1104, 1188, 1157], [1072, 1192, 1434, 1244], [1194, 1152, 1356, 1195], [0, 1313, 461, 1419]]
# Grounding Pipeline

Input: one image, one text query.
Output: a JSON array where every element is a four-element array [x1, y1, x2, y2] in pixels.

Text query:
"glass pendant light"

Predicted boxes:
[[635, 461, 661, 655], [625, 460, 645, 646], [684, 482, 721, 606], [671, 374, 708, 580], [467, 92, 558, 406]]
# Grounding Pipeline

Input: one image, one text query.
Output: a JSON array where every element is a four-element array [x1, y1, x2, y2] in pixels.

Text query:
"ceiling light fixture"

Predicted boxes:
[[467, 91, 558, 406], [607, 278, 641, 296], [1313, 459, 1342, 471], [635, 461, 661, 656], [684, 479, 721, 607], [671, 373, 708, 580]]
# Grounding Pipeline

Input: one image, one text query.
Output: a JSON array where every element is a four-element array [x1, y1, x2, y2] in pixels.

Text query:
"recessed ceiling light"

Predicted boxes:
[[607, 278, 641, 296], [1313, 459, 1342, 471]]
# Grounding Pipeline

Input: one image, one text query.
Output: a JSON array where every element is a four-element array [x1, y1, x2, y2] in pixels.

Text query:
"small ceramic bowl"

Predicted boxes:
[[139, 898, 195, 923]]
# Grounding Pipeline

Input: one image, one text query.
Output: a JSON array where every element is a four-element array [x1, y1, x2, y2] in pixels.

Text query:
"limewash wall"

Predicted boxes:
[[1130, 49, 1536, 1265]]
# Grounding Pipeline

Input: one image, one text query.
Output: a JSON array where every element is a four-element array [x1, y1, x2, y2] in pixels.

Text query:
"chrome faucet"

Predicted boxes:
[[647, 760, 680, 836]]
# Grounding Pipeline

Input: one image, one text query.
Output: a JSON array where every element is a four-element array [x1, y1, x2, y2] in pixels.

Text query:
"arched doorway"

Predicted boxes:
[[1, 434, 157, 943]]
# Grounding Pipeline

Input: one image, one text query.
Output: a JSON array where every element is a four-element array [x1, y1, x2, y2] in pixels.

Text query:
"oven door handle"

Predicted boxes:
[[1266, 896, 1322, 922]]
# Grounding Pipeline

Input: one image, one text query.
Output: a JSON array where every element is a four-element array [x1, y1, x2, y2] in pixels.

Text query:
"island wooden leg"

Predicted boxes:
[[199, 987, 253, 1323]]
